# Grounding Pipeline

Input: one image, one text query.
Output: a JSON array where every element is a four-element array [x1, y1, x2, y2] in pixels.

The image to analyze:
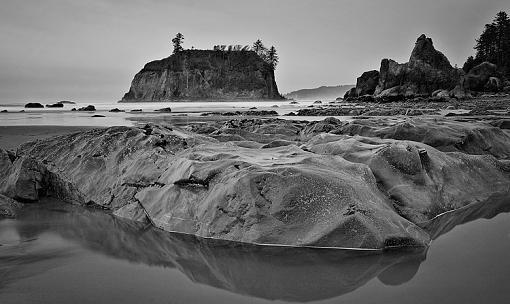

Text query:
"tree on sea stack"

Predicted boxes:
[[267, 46, 279, 70], [172, 33, 184, 54], [465, 11, 510, 75], [252, 39, 267, 59]]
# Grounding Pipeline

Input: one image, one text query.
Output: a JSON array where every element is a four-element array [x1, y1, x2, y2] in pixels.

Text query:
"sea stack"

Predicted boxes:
[[345, 34, 466, 100], [121, 50, 282, 101]]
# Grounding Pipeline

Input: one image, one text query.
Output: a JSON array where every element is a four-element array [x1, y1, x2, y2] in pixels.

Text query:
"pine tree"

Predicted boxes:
[[470, 11, 510, 76], [172, 33, 184, 54], [252, 39, 267, 59], [267, 46, 279, 70], [462, 56, 478, 73]]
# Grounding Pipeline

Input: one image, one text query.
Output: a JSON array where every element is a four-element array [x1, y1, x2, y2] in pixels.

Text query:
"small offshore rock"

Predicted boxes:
[[109, 108, 125, 112], [156, 107, 172, 113], [46, 103, 64, 108], [78, 105, 96, 111], [24, 103, 44, 108]]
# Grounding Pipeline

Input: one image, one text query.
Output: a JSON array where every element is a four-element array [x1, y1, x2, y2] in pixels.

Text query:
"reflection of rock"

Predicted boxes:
[[418, 192, 510, 240], [8, 196, 510, 302], [0, 240, 74, 291], [377, 253, 425, 286], [8, 202, 427, 302]]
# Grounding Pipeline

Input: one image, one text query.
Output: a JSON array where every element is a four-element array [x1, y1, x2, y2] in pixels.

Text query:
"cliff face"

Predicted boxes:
[[121, 50, 282, 101]]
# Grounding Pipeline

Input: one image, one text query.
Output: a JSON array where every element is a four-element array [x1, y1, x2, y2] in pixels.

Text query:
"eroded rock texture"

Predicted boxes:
[[121, 50, 281, 101], [1, 118, 509, 249]]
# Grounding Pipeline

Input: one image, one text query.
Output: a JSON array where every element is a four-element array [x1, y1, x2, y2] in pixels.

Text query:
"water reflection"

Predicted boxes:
[[0, 195, 509, 302]]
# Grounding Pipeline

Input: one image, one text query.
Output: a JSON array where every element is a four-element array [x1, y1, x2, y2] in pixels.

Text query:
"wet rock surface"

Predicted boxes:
[[1, 116, 509, 249]]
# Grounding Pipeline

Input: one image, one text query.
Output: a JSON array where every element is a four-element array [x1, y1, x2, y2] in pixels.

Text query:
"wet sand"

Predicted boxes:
[[0, 125, 100, 150]]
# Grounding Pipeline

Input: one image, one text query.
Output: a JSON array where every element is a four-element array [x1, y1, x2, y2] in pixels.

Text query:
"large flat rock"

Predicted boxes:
[[1, 118, 509, 249]]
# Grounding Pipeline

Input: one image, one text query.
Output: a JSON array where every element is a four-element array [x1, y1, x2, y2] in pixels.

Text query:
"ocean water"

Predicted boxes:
[[0, 100, 345, 126], [1, 198, 509, 304]]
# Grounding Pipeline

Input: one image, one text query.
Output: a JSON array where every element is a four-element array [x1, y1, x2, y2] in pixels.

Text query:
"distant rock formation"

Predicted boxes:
[[346, 34, 509, 101], [77, 105, 96, 111], [285, 85, 354, 100], [121, 50, 282, 102]]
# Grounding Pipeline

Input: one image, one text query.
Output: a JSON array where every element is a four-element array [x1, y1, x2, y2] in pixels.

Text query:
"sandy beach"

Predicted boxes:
[[0, 125, 100, 150]]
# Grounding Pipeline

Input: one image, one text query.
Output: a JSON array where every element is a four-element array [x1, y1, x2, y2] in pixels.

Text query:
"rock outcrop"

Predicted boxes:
[[24, 103, 44, 108], [346, 35, 510, 101], [463, 61, 503, 91], [356, 70, 380, 96], [1, 117, 509, 250], [0, 193, 23, 218], [374, 34, 462, 97], [121, 50, 282, 101]]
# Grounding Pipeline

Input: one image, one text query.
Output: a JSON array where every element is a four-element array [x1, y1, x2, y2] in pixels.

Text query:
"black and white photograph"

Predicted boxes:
[[1, 0, 510, 303]]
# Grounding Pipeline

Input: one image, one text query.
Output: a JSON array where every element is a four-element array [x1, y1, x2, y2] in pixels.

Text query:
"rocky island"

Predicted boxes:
[[121, 49, 282, 102]]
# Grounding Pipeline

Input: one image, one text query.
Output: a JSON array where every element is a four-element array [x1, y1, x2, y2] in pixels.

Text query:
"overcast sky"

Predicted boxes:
[[1, 0, 510, 103]]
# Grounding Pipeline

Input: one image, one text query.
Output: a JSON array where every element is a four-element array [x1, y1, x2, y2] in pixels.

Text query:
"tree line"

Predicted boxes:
[[463, 11, 510, 76], [171, 33, 278, 70]]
